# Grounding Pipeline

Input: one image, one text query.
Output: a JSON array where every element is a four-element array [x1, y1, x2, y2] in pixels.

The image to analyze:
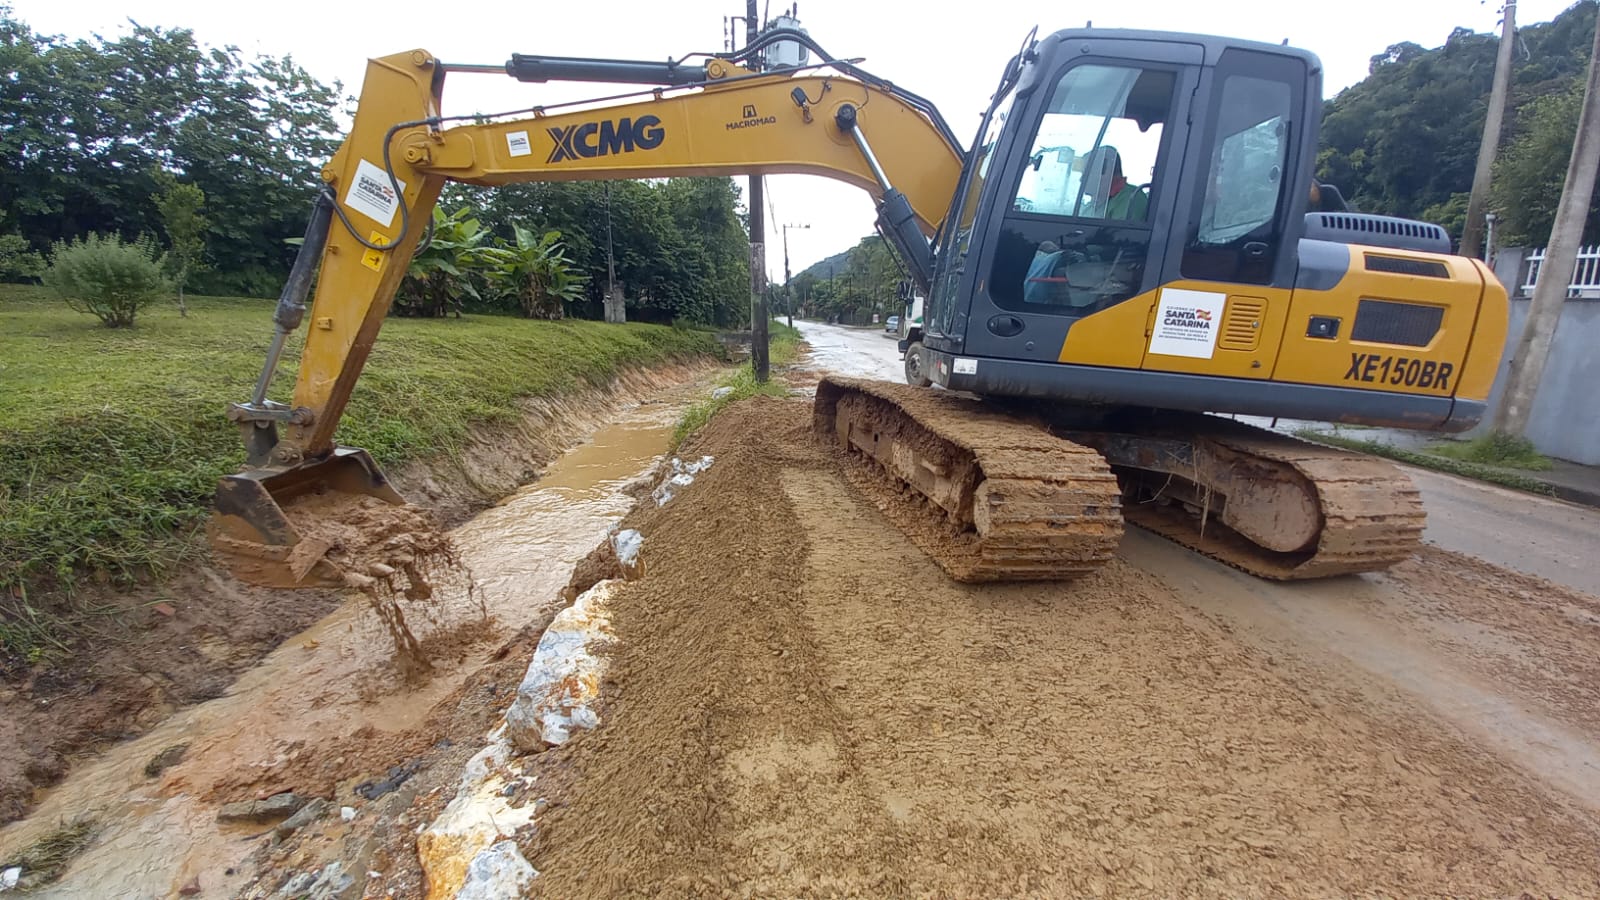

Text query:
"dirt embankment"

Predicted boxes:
[[0, 362, 714, 827], [514, 397, 1600, 896]]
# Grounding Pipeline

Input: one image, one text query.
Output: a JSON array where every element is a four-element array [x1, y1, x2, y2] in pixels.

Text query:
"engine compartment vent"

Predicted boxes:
[[1352, 299, 1444, 348], [1304, 213, 1452, 255], [1364, 253, 1450, 278]]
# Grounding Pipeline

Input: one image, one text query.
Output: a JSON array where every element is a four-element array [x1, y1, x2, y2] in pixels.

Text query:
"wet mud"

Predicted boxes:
[[0, 370, 716, 898]]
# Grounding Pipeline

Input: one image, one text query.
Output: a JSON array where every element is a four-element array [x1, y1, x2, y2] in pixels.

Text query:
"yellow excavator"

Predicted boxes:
[[210, 26, 1508, 587]]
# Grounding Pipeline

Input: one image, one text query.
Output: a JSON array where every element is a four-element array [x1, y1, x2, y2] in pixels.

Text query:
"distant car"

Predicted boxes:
[[884, 315, 900, 334]]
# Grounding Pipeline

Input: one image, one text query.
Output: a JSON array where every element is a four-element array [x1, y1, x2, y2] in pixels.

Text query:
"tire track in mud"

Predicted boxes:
[[524, 397, 1600, 896]]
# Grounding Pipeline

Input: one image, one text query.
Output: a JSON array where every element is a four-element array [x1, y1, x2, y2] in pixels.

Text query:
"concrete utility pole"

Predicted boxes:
[[745, 0, 770, 383], [1461, 0, 1518, 260], [1491, 11, 1600, 436], [782, 222, 808, 328], [603, 183, 625, 324]]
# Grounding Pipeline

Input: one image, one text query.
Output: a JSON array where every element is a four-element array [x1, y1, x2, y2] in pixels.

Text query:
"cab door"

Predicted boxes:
[[954, 41, 1200, 369], [1139, 48, 1314, 379]]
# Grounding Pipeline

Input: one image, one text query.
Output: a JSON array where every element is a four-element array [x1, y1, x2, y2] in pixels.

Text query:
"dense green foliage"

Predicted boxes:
[[0, 286, 719, 601], [394, 207, 490, 318], [476, 225, 588, 320], [459, 178, 752, 326], [152, 175, 207, 313], [42, 233, 171, 328], [0, 234, 42, 282], [0, 7, 342, 297], [1317, 1, 1600, 244]]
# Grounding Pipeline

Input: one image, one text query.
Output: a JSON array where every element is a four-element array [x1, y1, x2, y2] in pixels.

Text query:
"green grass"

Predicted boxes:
[[0, 285, 718, 614], [670, 321, 801, 451], [1427, 431, 1553, 471], [1293, 428, 1558, 497]]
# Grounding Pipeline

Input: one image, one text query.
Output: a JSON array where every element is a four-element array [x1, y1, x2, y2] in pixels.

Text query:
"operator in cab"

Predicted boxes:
[[1081, 145, 1147, 221]]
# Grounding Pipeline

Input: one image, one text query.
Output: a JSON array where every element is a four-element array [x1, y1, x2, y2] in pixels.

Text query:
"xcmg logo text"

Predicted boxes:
[[547, 116, 665, 163]]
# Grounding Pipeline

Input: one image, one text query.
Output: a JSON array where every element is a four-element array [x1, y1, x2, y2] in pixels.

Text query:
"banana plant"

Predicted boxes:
[[394, 206, 489, 317], [477, 224, 588, 320]]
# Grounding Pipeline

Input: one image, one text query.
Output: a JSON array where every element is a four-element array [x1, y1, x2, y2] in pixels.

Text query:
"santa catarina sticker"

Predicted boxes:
[[344, 159, 407, 227], [1149, 288, 1227, 359]]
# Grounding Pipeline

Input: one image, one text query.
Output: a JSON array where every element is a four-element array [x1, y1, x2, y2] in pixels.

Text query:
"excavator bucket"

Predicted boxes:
[[208, 448, 405, 589]]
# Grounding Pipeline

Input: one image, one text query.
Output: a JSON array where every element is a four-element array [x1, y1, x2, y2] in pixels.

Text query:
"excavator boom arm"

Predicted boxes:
[[246, 49, 963, 467]]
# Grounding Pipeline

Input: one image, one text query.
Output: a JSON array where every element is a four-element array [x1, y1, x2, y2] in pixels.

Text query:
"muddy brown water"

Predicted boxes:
[[0, 384, 701, 898]]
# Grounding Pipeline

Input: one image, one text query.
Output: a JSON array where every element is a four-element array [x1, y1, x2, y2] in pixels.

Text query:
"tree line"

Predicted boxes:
[[785, 235, 905, 324], [0, 7, 752, 327]]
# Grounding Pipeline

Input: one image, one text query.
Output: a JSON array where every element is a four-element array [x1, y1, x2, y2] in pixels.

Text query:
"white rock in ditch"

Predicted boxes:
[[417, 727, 537, 900], [612, 528, 644, 579], [455, 840, 537, 899], [712, 386, 735, 399], [1, 867, 21, 892], [652, 456, 714, 506], [504, 581, 616, 752]]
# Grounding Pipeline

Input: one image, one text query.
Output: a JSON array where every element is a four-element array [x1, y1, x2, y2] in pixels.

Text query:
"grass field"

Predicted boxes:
[[0, 286, 720, 606]]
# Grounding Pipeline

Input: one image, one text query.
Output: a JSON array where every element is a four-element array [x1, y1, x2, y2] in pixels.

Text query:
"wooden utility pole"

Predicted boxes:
[[746, 0, 770, 383], [1491, 11, 1600, 436], [1461, 1, 1518, 260]]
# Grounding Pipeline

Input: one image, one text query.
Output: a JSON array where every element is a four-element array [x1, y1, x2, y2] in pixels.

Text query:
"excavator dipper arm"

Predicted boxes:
[[212, 46, 974, 585]]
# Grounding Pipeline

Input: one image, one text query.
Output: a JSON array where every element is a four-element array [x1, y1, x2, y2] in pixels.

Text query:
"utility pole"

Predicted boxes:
[[603, 183, 624, 324], [1461, 0, 1517, 260], [1491, 10, 1600, 436], [782, 222, 808, 328], [745, 0, 770, 383]]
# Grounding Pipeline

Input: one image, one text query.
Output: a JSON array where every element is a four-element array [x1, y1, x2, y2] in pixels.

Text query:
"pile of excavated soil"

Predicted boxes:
[[520, 396, 1600, 896]]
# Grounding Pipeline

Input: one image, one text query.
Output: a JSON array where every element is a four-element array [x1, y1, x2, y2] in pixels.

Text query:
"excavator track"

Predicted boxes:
[[813, 376, 1124, 582], [1079, 418, 1427, 580]]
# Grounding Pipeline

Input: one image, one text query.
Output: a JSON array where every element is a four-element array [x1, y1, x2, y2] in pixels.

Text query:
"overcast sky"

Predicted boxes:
[[11, 0, 1582, 280]]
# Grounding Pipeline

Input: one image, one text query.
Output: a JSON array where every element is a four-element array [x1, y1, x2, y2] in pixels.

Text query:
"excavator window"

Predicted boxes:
[[990, 63, 1177, 317], [928, 90, 1016, 339], [1179, 50, 1306, 285]]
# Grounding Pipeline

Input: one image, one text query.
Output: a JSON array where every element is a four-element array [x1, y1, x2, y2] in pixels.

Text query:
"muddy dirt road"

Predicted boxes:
[[529, 396, 1600, 895], [527, 322, 1600, 894]]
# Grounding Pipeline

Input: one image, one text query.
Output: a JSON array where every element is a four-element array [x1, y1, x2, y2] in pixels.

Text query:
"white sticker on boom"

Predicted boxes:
[[344, 159, 407, 228], [1148, 288, 1227, 359], [506, 130, 532, 157], [953, 358, 978, 375]]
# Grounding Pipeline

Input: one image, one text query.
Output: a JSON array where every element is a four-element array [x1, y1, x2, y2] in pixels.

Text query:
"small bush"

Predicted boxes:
[[42, 233, 171, 328], [0, 234, 44, 283]]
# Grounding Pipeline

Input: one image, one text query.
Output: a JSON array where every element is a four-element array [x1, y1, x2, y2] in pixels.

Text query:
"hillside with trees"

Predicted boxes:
[[785, 235, 906, 324], [1317, 0, 1600, 245]]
